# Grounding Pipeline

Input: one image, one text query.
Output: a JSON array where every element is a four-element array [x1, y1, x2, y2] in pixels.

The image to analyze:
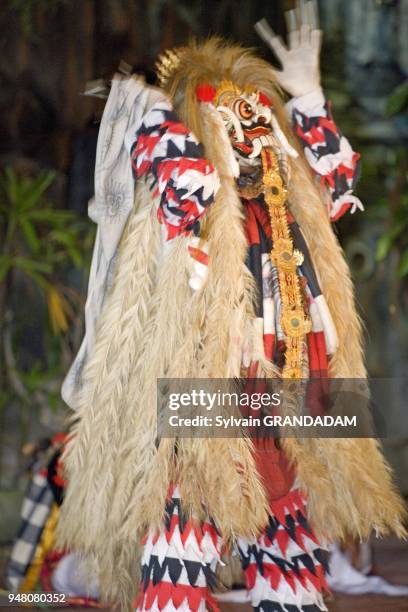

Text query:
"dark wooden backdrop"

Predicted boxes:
[[0, 0, 286, 175]]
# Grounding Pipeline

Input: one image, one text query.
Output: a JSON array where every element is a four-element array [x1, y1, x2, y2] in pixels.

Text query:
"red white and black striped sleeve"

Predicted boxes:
[[129, 101, 219, 240], [288, 89, 363, 222]]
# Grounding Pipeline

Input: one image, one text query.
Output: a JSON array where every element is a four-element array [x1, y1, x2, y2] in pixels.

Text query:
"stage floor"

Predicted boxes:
[[0, 535, 407, 611], [219, 534, 408, 612]]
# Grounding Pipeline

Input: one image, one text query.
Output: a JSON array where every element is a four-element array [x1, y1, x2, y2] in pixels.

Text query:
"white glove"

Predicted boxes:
[[255, 0, 322, 98]]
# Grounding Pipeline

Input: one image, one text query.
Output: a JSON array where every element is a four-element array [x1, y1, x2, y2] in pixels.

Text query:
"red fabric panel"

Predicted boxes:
[[263, 333, 275, 361]]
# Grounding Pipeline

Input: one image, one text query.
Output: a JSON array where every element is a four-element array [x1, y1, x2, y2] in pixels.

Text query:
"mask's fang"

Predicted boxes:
[[271, 115, 299, 158], [248, 137, 263, 159]]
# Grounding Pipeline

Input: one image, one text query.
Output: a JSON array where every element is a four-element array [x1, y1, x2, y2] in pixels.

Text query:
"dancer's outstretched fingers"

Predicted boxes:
[[311, 28, 323, 52], [300, 23, 312, 46], [254, 19, 288, 61]]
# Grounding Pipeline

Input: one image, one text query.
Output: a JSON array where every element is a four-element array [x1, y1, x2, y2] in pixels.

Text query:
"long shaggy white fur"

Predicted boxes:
[[58, 39, 406, 607]]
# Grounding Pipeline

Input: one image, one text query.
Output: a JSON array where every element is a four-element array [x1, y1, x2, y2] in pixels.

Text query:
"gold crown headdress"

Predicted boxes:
[[155, 47, 185, 87]]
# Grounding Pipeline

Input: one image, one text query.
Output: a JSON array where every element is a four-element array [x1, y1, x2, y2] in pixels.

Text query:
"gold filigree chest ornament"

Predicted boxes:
[[261, 148, 311, 378]]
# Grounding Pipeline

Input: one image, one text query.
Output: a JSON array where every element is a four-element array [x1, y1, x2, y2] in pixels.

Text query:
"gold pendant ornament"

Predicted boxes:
[[270, 238, 304, 272], [262, 164, 287, 205], [261, 148, 311, 378]]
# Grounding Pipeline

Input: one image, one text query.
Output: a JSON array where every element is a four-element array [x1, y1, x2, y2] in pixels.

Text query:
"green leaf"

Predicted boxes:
[[0, 256, 12, 280], [19, 218, 41, 253], [0, 168, 55, 219], [398, 250, 408, 277], [19, 171, 56, 211], [13, 256, 52, 275], [376, 234, 393, 261], [376, 222, 406, 261], [45, 252, 67, 265], [49, 229, 76, 247], [0, 390, 13, 413], [18, 268, 50, 291], [3, 166, 19, 204], [28, 209, 74, 223], [67, 248, 83, 267], [385, 82, 408, 117], [47, 229, 83, 267]]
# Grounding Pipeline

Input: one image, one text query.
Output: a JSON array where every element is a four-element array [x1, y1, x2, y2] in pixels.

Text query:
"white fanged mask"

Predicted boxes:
[[212, 81, 298, 167]]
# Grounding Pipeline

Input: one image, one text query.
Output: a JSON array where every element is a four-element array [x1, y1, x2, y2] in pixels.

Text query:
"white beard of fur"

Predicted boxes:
[[271, 115, 299, 158], [201, 103, 240, 178]]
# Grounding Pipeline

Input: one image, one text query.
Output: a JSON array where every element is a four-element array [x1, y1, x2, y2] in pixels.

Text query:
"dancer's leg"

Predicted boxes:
[[237, 488, 329, 612], [135, 487, 222, 611]]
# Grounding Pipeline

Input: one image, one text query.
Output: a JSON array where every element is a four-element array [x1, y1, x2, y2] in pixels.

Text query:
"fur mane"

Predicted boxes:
[[57, 38, 406, 608]]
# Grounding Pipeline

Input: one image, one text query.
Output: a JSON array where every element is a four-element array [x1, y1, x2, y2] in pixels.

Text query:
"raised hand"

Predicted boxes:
[[255, 0, 322, 98]]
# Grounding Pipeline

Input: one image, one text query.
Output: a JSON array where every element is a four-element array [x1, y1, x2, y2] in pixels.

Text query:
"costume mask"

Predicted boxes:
[[213, 81, 274, 166], [196, 80, 298, 171]]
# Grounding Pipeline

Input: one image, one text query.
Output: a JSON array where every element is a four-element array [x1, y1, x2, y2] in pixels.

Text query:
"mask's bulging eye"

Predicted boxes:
[[234, 99, 254, 120]]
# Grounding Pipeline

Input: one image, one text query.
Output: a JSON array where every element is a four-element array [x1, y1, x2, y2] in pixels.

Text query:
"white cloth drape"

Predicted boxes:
[[62, 75, 167, 409]]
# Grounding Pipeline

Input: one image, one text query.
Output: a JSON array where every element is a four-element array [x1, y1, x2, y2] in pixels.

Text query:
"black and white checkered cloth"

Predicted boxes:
[[5, 471, 54, 591]]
